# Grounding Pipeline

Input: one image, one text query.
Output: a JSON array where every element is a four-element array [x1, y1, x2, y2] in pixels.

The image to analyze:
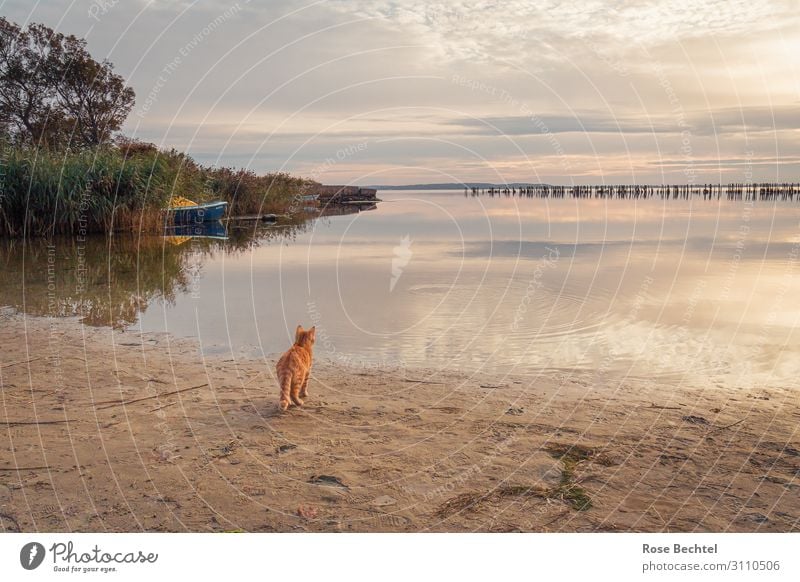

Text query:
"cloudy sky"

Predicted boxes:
[[4, 0, 799, 184]]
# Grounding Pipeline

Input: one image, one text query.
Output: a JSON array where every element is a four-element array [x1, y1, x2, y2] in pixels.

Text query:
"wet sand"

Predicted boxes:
[[1, 312, 798, 532]]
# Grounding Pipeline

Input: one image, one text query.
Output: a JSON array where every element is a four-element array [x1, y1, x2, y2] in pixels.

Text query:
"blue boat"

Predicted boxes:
[[166, 201, 228, 224]]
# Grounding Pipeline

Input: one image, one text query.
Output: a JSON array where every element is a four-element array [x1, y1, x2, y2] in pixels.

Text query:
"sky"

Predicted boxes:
[[3, 0, 799, 185]]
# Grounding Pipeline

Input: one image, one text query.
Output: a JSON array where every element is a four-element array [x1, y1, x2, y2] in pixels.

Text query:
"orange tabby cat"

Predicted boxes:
[[276, 325, 316, 411]]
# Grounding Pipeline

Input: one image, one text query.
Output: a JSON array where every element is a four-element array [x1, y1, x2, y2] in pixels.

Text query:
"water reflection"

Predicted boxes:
[[165, 221, 228, 240], [3, 192, 800, 388], [0, 216, 308, 328], [0, 235, 203, 328]]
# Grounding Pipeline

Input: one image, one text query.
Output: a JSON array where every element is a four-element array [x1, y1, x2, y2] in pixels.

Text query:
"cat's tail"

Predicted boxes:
[[278, 371, 292, 411]]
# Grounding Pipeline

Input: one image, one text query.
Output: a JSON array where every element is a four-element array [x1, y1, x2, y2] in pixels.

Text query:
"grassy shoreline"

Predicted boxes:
[[0, 141, 314, 238]]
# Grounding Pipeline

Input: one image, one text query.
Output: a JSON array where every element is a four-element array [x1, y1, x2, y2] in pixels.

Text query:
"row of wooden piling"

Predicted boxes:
[[465, 183, 800, 201]]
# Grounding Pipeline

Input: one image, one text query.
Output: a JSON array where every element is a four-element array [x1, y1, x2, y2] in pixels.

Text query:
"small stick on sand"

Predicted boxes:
[[0, 419, 72, 426], [649, 403, 683, 410], [709, 418, 745, 433], [402, 378, 445, 385], [95, 383, 209, 410], [1, 357, 42, 370]]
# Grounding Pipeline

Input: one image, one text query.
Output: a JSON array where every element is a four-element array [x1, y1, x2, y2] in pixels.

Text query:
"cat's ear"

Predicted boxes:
[[308, 326, 316, 341], [295, 324, 304, 342]]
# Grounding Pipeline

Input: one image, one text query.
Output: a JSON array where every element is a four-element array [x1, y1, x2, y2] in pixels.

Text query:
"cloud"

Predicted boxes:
[[327, 0, 800, 64], [446, 113, 676, 135], [3, 0, 799, 183], [693, 106, 800, 136], [445, 105, 800, 137]]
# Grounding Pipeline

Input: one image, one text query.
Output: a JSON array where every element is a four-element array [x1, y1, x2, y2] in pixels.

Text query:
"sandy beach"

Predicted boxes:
[[1, 311, 798, 533]]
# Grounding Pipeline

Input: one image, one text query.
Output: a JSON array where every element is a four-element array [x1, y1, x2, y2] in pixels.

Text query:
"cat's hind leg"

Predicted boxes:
[[299, 371, 310, 399], [279, 372, 292, 411], [290, 377, 305, 406]]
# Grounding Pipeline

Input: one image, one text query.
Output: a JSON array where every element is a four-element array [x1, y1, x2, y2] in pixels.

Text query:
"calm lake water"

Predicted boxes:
[[5, 190, 800, 389]]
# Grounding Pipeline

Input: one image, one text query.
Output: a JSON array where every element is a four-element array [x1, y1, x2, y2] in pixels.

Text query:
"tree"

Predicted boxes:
[[0, 18, 65, 147], [0, 17, 135, 148], [56, 35, 135, 146]]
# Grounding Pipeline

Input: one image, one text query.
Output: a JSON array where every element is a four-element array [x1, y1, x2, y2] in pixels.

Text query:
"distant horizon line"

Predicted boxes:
[[359, 181, 800, 190]]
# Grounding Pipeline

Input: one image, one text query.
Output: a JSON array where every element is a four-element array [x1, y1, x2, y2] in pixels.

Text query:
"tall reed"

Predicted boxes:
[[0, 141, 313, 238], [205, 166, 313, 216]]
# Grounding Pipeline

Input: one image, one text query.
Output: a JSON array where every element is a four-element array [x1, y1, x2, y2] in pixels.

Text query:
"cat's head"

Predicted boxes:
[[295, 324, 316, 347]]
